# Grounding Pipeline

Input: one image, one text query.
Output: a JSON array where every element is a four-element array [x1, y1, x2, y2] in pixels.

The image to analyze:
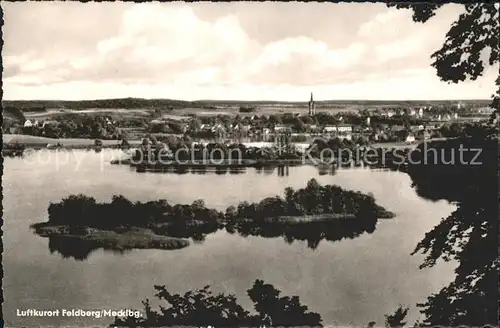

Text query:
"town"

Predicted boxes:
[[2, 94, 496, 154]]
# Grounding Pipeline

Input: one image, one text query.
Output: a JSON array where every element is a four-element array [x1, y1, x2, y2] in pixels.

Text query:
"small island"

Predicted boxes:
[[225, 179, 394, 248], [31, 195, 224, 259], [32, 179, 394, 258]]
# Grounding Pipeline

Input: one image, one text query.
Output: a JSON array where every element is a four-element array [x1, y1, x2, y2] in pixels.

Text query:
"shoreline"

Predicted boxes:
[[31, 223, 191, 251]]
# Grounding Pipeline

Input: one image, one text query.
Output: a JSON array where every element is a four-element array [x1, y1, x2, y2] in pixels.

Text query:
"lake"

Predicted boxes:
[[2, 149, 456, 327]]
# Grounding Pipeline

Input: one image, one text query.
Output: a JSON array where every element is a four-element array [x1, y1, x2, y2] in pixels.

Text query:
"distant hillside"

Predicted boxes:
[[2, 106, 26, 121], [2, 97, 492, 111], [2, 98, 196, 110]]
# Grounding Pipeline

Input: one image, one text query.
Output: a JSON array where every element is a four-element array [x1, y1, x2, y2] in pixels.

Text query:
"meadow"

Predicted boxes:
[[4, 97, 492, 121], [2, 134, 140, 148]]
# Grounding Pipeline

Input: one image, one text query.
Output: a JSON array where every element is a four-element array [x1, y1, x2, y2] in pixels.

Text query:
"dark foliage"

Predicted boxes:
[[388, 5, 499, 324], [406, 130, 498, 326], [112, 279, 322, 327], [385, 305, 410, 328], [239, 106, 257, 113], [229, 178, 392, 219], [45, 195, 223, 238]]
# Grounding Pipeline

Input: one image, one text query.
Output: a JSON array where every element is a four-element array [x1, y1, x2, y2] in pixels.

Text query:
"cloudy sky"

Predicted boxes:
[[2, 2, 498, 101]]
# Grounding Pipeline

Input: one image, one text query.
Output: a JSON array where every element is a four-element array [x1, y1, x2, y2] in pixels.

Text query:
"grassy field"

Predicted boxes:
[[23, 108, 152, 120], [2, 134, 141, 147]]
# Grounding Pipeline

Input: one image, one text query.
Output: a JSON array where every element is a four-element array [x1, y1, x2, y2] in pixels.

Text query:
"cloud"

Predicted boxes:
[[3, 3, 367, 88], [1, 2, 497, 100], [358, 9, 409, 39]]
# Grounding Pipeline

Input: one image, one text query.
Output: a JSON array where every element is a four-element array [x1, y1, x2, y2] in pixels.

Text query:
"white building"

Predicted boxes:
[[405, 134, 416, 143], [410, 125, 425, 131], [323, 125, 337, 133], [274, 124, 292, 132], [23, 120, 33, 128], [323, 124, 353, 134], [337, 124, 353, 133]]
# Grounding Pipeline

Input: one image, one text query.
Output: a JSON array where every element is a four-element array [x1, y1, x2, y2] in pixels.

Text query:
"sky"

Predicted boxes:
[[2, 2, 498, 101]]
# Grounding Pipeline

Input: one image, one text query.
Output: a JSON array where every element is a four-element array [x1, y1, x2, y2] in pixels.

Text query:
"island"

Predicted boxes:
[[31, 179, 395, 259]]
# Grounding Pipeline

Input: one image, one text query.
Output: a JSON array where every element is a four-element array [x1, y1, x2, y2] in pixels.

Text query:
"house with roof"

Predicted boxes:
[[421, 129, 431, 140], [383, 110, 395, 118], [410, 125, 425, 132], [274, 124, 292, 133], [405, 133, 416, 143], [322, 124, 353, 135], [211, 123, 225, 133], [337, 123, 353, 134], [323, 125, 337, 133], [308, 124, 319, 132], [200, 124, 212, 131], [23, 120, 33, 128], [42, 120, 59, 128]]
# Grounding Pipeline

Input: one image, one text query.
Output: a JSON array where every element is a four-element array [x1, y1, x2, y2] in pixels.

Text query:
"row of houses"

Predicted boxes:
[[150, 118, 356, 136], [378, 108, 459, 120], [196, 122, 354, 135], [23, 117, 117, 128], [23, 119, 59, 128]]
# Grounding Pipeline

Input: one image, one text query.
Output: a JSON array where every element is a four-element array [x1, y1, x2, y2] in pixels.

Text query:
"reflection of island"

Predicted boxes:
[[226, 215, 376, 249], [48, 235, 134, 261], [32, 179, 394, 259]]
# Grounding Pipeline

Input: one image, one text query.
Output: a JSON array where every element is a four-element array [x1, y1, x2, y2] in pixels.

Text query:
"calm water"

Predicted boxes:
[[3, 149, 456, 327]]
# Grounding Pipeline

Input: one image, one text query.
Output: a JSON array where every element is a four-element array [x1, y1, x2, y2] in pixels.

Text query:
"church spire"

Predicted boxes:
[[308, 92, 315, 116]]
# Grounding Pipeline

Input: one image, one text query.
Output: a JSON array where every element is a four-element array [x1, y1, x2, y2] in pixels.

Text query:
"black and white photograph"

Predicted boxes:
[[1, 2, 499, 327]]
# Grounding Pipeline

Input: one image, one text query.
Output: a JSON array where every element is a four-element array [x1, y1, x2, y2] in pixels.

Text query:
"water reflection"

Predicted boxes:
[[42, 219, 378, 260], [40, 214, 380, 260], [226, 216, 377, 250], [140, 164, 337, 177], [48, 236, 133, 260], [3, 148, 457, 327]]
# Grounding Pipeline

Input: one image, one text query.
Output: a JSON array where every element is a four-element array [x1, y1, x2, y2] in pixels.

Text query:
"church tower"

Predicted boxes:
[[308, 92, 315, 116]]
